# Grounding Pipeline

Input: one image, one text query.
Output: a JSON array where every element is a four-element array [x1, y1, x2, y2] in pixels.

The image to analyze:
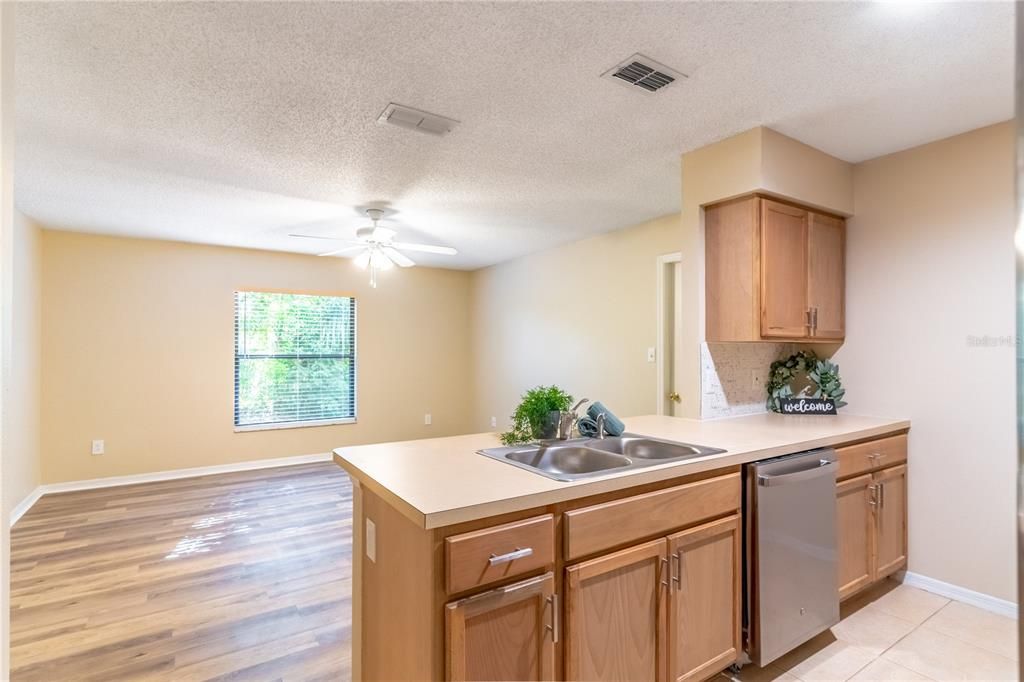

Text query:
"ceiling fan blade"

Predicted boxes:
[[289, 233, 349, 241], [382, 246, 415, 267], [371, 226, 397, 242], [318, 245, 367, 257], [391, 241, 458, 256]]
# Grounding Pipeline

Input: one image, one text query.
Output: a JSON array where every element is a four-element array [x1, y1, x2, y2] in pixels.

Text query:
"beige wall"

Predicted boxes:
[[470, 213, 682, 430], [3, 211, 41, 512], [760, 127, 854, 216], [40, 231, 475, 483], [835, 121, 1016, 601]]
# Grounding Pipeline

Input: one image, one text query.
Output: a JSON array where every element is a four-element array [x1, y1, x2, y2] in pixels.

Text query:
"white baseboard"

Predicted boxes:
[[9, 486, 45, 527], [898, 571, 1018, 620], [9, 452, 333, 527]]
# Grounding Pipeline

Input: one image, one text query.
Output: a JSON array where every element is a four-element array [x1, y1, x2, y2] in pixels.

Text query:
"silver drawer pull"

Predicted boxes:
[[489, 547, 533, 565]]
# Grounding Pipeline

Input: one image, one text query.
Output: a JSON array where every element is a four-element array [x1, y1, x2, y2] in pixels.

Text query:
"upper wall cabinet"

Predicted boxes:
[[705, 195, 845, 343]]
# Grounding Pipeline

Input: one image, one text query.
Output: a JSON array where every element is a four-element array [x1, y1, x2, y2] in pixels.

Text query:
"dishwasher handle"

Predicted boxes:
[[757, 458, 837, 487]]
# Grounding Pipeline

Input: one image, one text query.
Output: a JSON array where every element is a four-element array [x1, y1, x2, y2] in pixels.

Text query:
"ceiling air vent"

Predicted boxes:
[[377, 103, 459, 136], [601, 53, 686, 94]]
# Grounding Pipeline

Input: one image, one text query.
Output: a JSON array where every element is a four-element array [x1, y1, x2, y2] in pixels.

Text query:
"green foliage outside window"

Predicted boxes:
[[235, 291, 356, 427]]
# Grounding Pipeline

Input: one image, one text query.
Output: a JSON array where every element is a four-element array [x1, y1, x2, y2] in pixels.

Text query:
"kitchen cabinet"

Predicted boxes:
[[445, 514, 555, 594], [667, 514, 742, 682], [445, 573, 556, 681], [564, 516, 741, 682], [761, 200, 809, 338], [345, 423, 910, 681], [834, 436, 909, 601], [873, 464, 908, 579], [565, 539, 668, 681], [807, 212, 845, 339], [836, 474, 873, 599], [705, 194, 846, 342]]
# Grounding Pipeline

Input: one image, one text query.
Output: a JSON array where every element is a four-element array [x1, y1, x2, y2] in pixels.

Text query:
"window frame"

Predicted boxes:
[[232, 288, 358, 432]]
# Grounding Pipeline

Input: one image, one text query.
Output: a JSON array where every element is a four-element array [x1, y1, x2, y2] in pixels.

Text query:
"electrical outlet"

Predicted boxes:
[[751, 370, 762, 391], [647, 347, 656, 363], [365, 518, 376, 563], [91, 439, 104, 455], [490, 416, 497, 428], [424, 413, 432, 426]]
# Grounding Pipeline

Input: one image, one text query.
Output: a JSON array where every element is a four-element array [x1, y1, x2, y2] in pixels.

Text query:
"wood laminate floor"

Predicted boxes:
[[10, 462, 352, 681]]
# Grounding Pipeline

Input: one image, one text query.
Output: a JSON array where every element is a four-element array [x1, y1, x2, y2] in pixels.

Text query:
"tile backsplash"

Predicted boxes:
[[700, 342, 794, 419]]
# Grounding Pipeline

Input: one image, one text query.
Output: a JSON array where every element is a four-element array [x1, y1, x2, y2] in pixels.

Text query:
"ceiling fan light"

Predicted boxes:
[[354, 250, 371, 270], [370, 249, 395, 270]]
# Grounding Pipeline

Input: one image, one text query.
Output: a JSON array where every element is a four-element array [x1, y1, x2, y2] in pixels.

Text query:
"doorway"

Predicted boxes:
[[656, 253, 683, 416]]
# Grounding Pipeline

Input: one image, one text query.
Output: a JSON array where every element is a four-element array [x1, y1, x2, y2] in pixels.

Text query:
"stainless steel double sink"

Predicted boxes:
[[478, 434, 726, 481]]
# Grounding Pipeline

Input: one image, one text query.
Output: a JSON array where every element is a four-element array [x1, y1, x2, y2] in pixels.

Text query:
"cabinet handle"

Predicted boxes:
[[545, 594, 559, 643], [868, 484, 878, 508], [660, 557, 669, 589], [671, 552, 682, 589], [812, 307, 818, 334], [878, 482, 885, 509], [805, 309, 813, 330], [488, 547, 533, 566]]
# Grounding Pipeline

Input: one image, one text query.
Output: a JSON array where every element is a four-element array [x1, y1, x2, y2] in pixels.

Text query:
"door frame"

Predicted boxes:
[[656, 252, 682, 416]]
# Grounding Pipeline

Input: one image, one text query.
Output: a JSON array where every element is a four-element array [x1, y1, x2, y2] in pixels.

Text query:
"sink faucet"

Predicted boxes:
[[595, 412, 607, 440], [558, 398, 589, 440]]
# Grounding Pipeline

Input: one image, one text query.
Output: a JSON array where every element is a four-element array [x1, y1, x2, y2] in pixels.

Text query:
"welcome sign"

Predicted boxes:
[[778, 398, 837, 415]]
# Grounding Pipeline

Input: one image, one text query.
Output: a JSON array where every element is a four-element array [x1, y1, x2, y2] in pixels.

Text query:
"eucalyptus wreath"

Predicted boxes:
[[766, 350, 848, 413]]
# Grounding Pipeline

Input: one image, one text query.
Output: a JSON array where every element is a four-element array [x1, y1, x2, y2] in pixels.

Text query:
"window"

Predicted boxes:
[[234, 291, 356, 430]]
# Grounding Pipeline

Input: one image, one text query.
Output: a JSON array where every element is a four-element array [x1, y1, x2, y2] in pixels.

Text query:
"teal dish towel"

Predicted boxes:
[[577, 416, 599, 438], [587, 402, 625, 437]]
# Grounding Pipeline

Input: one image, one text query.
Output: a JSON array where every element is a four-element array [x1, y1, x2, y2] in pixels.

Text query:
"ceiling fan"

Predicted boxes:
[[289, 209, 457, 288]]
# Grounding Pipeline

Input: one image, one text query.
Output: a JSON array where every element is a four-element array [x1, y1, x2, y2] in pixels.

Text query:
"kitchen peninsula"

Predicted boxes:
[[334, 412, 910, 681]]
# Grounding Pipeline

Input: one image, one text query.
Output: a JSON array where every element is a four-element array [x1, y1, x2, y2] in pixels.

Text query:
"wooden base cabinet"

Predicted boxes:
[[445, 573, 556, 681], [668, 515, 742, 682], [837, 474, 874, 600], [835, 435, 909, 602], [565, 539, 668, 682], [564, 515, 742, 682], [873, 464, 908, 579]]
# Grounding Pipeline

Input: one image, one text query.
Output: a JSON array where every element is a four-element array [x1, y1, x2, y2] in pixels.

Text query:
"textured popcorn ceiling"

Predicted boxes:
[[15, 1, 1012, 269]]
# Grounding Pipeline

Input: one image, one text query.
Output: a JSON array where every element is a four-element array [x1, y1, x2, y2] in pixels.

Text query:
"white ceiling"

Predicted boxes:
[[16, 1, 1013, 270]]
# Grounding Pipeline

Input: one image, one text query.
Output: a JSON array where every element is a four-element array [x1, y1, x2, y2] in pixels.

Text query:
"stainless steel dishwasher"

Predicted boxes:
[[744, 449, 839, 667]]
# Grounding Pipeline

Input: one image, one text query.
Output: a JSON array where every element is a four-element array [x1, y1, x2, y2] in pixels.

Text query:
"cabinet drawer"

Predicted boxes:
[[836, 434, 907, 480], [563, 472, 741, 561], [445, 514, 554, 594]]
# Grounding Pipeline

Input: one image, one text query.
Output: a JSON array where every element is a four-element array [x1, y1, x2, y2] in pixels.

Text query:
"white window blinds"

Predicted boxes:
[[234, 291, 357, 428]]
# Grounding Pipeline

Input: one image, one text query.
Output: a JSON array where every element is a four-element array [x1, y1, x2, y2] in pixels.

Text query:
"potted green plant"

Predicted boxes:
[[500, 385, 574, 446]]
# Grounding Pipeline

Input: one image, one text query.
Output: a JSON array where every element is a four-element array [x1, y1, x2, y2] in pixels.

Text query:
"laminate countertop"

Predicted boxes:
[[332, 412, 909, 529]]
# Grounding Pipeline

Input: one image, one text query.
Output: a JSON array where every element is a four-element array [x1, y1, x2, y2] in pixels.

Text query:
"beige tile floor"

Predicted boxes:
[[726, 580, 1018, 682]]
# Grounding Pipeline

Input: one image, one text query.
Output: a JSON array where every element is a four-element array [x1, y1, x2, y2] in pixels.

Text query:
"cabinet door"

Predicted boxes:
[[667, 514, 741, 682], [760, 199, 809, 338], [837, 474, 874, 600], [446, 573, 556, 681], [807, 212, 845, 339], [705, 196, 761, 342], [873, 465, 908, 579], [565, 538, 668, 682]]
